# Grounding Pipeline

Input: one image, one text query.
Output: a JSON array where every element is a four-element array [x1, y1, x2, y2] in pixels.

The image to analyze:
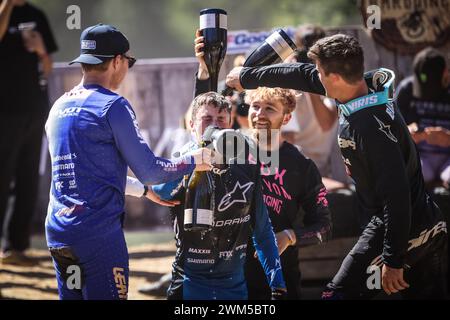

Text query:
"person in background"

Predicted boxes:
[[234, 91, 250, 129], [0, 0, 57, 266], [284, 24, 347, 186], [395, 47, 450, 189]]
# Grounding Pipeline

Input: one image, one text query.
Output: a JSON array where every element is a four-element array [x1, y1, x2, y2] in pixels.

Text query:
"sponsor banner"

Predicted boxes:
[[227, 27, 296, 55]]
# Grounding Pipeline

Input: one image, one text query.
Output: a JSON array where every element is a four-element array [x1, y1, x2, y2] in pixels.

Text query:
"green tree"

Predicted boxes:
[[29, 0, 361, 62]]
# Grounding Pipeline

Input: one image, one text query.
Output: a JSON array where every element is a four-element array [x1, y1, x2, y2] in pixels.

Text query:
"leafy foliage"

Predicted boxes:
[[29, 0, 360, 61]]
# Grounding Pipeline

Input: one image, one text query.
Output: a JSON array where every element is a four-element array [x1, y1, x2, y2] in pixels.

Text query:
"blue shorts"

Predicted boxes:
[[49, 229, 129, 300], [182, 272, 248, 300]]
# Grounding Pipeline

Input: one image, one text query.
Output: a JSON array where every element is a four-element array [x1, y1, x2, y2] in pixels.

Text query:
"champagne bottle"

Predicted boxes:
[[245, 29, 296, 67], [203, 126, 247, 164], [200, 8, 227, 92], [184, 170, 215, 232], [222, 29, 297, 96]]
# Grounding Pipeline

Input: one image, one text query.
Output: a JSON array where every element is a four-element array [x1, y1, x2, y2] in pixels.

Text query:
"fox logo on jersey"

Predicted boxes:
[[338, 137, 356, 150]]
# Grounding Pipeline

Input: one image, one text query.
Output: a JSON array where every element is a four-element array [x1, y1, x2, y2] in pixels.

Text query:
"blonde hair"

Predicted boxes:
[[246, 87, 297, 114]]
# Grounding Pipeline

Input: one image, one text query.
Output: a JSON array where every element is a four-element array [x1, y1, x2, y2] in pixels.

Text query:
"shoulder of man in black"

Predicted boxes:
[[24, 2, 58, 54], [350, 103, 401, 138], [348, 104, 414, 177]]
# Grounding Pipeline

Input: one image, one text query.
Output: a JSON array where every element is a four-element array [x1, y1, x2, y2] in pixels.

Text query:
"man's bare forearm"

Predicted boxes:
[[39, 53, 53, 78], [0, 0, 14, 41]]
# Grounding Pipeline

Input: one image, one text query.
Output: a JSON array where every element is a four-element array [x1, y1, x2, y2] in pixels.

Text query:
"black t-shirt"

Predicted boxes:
[[245, 142, 332, 299], [0, 2, 58, 114], [258, 142, 331, 243], [395, 76, 450, 154]]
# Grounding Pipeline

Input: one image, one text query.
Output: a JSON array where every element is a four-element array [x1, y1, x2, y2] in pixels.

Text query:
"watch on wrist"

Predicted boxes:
[[143, 185, 149, 197]]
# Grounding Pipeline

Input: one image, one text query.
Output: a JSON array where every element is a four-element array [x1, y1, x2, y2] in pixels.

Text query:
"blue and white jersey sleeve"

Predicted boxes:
[[125, 176, 145, 197], [252, 176, 286, 290], [151, 141, 199, 200], [151, 179, 184, 201], [107, 99, 195, 185]]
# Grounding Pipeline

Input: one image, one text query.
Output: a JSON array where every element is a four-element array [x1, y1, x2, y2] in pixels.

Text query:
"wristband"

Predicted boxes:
[[143, 185, 149, 197]]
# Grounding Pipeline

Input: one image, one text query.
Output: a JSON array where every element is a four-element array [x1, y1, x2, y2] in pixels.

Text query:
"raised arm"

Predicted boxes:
[[193, 28, 211, 97], [226, 63, 326, 95], [0, 0, 14, 41]]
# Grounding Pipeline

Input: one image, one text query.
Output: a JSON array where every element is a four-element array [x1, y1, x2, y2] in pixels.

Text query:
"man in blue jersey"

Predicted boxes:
[[45, 24, 211, 300]]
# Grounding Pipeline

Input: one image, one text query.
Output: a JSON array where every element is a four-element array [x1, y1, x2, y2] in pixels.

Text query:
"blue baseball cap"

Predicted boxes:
[[70, 24, 130, 65]]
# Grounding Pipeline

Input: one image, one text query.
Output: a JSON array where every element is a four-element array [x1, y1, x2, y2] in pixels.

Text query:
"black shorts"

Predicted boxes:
[[324, 216, 448, 299]]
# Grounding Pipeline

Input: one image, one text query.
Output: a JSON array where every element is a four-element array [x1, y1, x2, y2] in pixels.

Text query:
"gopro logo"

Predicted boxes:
[[81, 40, 96, 50]]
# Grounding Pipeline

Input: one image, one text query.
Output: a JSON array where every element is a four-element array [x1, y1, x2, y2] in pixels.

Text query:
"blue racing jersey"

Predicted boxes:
[[45, 84, 195, 247]]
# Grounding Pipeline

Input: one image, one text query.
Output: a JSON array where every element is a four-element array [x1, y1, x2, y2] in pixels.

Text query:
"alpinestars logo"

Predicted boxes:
[[218, 181, 253, 212], [374, 116, 398, 143]]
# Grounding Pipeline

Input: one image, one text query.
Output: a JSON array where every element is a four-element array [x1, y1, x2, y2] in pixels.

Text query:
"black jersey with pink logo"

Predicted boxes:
[[245, 141, 331, 299], [258, 142, 331, 244]]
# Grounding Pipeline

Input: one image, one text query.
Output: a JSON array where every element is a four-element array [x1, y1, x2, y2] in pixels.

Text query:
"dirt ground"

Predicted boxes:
[[0, 233, 175, 300]]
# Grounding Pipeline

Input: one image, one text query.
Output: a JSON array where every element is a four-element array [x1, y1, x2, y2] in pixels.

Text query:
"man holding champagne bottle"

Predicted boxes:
[[195, 31, 332, 300], [142, 9, 286, 300], [151, 91, 287, 300]]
